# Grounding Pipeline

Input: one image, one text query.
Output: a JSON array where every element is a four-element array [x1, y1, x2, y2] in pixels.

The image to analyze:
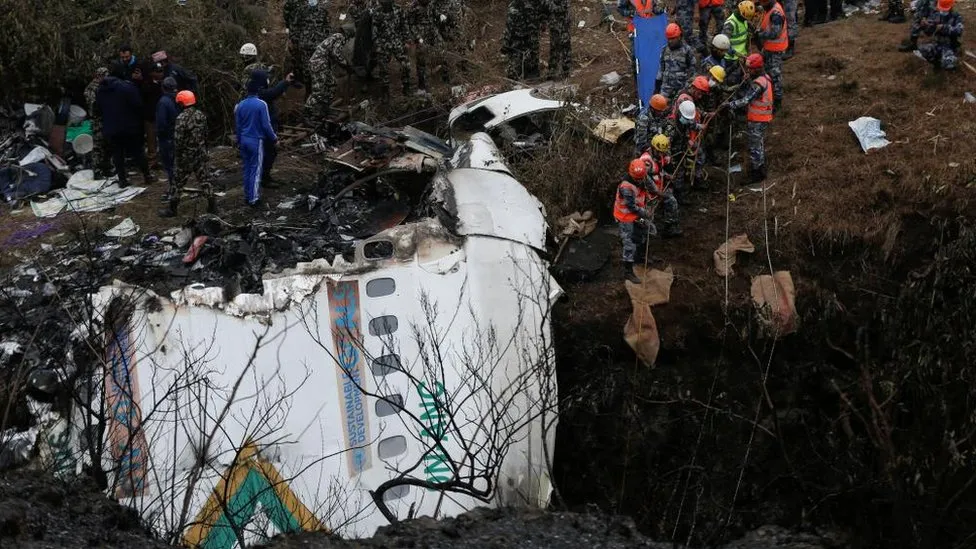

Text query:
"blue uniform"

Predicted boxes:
[[234, 96, 278, 204]]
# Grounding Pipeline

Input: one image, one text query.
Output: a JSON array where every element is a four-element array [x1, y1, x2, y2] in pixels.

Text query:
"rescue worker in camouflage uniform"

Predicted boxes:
[[754, 0, 787, 112], [305, 27, 353, 131], [634, 94, 670, 155], [372, 0, 413, 96], [640, 135, 681, 238], [160, 91, 212, 217], [917, 0, 964, 69], [502, 0, 542, 79], [614, 159, 655, 284], [899, 0, 937, 51], [438, 0, 467, 75], [723, 53, 773, 182], [283, 0, 330, 90], [544, 0, 573, 80], [84, 67, 111, 177], [879, 0, 907, 23], [407, 0, 446, 91], [657, 23, 697, 100], [666, 84, 708, 200], [239, 43, 270, 98]]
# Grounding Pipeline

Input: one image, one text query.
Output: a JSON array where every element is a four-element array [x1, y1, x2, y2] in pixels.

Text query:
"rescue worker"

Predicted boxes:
[[407, 0, 446, 91], [634, 94, 670, 155], [699, 0, 725, 48], [83, 67, 111, 177], [657, 23, 697, 100], [879, 0, 907, 23], [159, 91, 212, 217], [545, 0, 573, 79], [283, 0, 330, 88], [239, 43, 269, 97], [754, 0, 787, 112], [372, 0, 413, 97], [305, 28, 352, 131], [899, 0, 936, 51], [235, 71, 279, 207], [643, 135, 681, 238], [503, 0, 542, 79], [701, 34, 731, 74], [666, 98, 706, 201], [917, 0, 964, 70], [722, 1, 753, 85], [156, 77, 179, 196], [723, 53, 773, 182], [614, 160, 654, 284]]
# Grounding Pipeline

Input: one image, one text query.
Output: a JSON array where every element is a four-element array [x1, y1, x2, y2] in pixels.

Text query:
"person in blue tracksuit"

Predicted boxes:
[[235, 70, 278, 207]]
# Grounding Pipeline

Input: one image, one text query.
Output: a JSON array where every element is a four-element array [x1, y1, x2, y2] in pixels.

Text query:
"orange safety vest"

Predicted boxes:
[[747, 75, 774, 123], [698, 0, 723, 8], [630, 0, 655, 18], [760, 2, 789, 52], [614, 180, 649, 222]]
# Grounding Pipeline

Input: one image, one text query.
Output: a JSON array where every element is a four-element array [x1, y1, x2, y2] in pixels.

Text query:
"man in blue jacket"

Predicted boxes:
[[96, 62, 150, 187], [155, 77, 179, 195], [235, 70, 278, 207]]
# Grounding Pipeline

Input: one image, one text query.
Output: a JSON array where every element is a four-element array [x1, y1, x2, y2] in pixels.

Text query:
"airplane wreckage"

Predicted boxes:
[[63, 94, 572, 547]]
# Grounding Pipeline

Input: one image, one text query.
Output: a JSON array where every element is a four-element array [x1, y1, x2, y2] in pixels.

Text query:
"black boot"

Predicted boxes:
[[898, 37, 917, 52], [751, 164, 768, 183], [773, 98, 782, 114], [623, 261, 641, 284], [158, 197, 179, 218], [783, 39, 795, 59]]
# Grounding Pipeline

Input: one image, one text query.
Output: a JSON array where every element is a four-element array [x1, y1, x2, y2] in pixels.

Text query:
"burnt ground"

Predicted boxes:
[[2, 0, 976, 547]]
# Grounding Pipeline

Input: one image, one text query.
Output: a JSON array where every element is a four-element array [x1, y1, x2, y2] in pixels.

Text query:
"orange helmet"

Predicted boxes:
[[628, 158, 648, 180], [665, 23, 681, 39], [692, 76, 711, 93], [745, 53, 764, 70], [176, 90, 197, 107], [937, 0, 953, 11], [650, 94, 668, 112]]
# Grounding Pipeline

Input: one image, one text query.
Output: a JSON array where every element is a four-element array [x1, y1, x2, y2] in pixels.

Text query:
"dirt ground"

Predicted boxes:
[[2, 0, 976, 547]]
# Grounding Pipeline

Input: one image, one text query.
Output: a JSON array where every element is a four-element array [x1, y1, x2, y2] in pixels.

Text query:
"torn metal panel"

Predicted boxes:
[[448, 133, 512, 174], [86, 135, 562, 545], [448, 89, 569, 137]]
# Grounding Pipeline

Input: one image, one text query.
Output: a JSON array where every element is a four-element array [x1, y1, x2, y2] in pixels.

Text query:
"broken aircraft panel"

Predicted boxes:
[[85, 134, 562, 546]]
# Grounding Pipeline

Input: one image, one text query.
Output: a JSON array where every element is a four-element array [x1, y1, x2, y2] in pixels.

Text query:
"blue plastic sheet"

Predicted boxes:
[[633, 15, 669, 110]]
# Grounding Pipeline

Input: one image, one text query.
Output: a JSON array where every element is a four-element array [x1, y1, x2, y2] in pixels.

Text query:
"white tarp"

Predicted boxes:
[[848, 116, 891, 153], [31, 170, 145, 217]]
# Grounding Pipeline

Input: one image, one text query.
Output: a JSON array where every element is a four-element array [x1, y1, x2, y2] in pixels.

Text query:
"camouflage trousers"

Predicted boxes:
[[699, 7, 725, 44], [174, 152, 212, 201], [290, 40, 318, 89], [375, 46, 412, 92], [918, 43, 958, 69], [90, 121, 110, 175], [670, 144, 706, 200], [675, 0, 695, 45], [415, 42, 449, 91], [762, 51, 784, 100], [618, 221, 648, 262], [746, 121, 767, 169], [548, 7, 573, 78], [887, 0, 905, 16], [784, 0, 799, 40], [304, 71, 337, 129]]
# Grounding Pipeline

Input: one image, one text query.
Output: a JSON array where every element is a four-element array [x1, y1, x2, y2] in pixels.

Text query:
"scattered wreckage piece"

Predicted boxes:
[[78, 134, 562, 544]]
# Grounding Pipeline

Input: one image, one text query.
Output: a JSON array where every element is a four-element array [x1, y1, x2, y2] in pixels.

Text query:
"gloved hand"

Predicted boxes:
[[637, 217, 658, 236]]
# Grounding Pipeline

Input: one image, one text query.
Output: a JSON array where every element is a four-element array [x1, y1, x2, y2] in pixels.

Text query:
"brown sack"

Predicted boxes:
[[714, 234, 755, 277], [622, 267, 672, 366], [751, 271, 798, 337]]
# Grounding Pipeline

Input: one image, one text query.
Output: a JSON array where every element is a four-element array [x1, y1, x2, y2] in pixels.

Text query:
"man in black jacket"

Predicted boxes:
[[152, 51, 199, 93], [250, 69, 295, 186], [156, 77, 179, 193], [96, 63, 151, 187]]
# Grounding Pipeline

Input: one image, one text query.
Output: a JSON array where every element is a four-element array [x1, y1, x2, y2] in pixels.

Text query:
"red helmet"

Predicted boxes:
[[628, 158, 648, 180], [745, 53, 764, 70], [692, 75, 711, 93], [176, 90, 196, 107], [937, 0, 953, 11], [665, 23, 681, 39]]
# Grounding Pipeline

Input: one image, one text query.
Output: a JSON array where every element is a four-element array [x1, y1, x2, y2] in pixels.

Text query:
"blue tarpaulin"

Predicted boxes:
[[633, 15, 669, 110]]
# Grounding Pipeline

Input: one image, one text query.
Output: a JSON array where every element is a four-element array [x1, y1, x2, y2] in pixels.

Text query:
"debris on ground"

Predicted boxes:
[[592, 117, 636, 143], [622, 267, 673, 367], [600, 71, 622, 86], [104, 218, 139, 238], [714, 234, 756, 277], [848, 116, 891, 153], [751, 271, 799, 337]]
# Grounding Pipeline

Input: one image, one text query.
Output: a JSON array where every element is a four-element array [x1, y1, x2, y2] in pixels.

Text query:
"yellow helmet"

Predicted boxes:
[[738, 0, 756, 18], [651, 134, 670, 153], [709, 65, 726, 83]]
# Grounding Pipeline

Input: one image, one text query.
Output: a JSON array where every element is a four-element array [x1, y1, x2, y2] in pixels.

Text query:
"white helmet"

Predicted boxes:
[[712, 34, 731, 50], [239, 43, 258, 56], [679, 100, 697, 121]]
